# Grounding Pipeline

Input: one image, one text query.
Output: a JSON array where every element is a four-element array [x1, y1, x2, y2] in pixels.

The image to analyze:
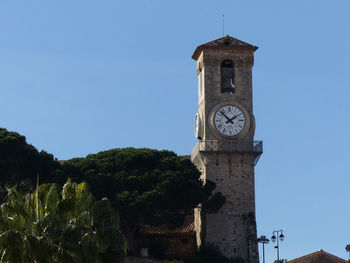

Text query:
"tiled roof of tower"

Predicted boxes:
[[192, 35, 258, 60], [137, 215, 194, 236], [287, 250, 347, 263]]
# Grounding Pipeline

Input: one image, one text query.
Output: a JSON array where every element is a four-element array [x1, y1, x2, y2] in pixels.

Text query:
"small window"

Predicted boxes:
[[221, 60, 235, 94]]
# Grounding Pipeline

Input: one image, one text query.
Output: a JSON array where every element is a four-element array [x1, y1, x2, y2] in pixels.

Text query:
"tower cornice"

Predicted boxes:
[[192, 35, 258, 60]]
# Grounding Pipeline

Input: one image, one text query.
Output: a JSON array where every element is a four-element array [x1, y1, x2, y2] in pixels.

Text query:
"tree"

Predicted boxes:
[[0, 179, 126, 263], [0, 128, 60, 198], [60, 148, 225, 254]]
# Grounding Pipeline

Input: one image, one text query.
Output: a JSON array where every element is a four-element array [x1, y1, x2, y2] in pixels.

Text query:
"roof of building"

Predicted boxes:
[[192, 35, 258, 60], [137, 214, 194, 236], [287, 250, 347, 263]]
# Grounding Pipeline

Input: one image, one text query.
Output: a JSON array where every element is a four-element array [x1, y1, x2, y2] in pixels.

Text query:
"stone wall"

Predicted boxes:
[[192, 150, 259, 263], [196, 49, 255, 142], [134, 234, 196, 260], [191, 37, 259, 263]]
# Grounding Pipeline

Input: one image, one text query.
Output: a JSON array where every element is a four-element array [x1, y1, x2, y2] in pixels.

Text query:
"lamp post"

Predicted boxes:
[[345, 244, 350, 261], [271, 230, 285, 262], [257, 235, 269, 263]]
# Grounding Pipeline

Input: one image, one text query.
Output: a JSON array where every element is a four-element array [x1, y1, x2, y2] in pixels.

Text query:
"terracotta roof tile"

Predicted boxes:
[[137, 214, 194, 236], [192, 35, 258, 60], [288, 249, 347, 263]]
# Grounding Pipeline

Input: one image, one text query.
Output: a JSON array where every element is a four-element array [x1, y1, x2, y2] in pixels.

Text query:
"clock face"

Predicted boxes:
[[214, 105, 246, 136], [194, 113, 202, 139], [194, 114, 199, 137]]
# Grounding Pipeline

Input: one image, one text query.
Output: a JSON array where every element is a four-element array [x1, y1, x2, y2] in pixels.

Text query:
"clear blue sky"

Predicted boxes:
[[1, 1, 350, 262]]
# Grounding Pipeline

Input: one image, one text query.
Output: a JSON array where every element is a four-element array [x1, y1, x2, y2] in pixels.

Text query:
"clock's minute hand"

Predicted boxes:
[[220, 111, 233, 124], [227, 115, 237, 123]]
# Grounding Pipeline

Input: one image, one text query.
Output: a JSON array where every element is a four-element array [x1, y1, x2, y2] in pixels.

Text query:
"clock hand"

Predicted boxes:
[[220, 111, 233, 124], [225, 115, 237, 124]]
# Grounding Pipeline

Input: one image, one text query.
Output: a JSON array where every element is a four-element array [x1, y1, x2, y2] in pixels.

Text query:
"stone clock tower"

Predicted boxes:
[[191, 35, 263, 262]]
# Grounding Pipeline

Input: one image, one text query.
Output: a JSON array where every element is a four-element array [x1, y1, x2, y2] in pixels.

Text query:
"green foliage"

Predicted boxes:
[[0, 128, 226, 257], [0, 128, 60, 193], [60, 148, 225, 254], [61, 148, 218, 217], [0, 128, 224, 219], [185, 244, 245, 263], [0, 179, 126, 263]]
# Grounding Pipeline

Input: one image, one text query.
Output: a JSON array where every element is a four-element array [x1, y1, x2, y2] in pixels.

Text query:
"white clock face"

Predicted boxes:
[[195, 113, 199, 137], [214, 105, 246, 136], [194, 113, 202, 139]]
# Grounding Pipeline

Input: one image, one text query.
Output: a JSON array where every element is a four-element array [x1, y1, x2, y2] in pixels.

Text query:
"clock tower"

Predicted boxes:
[[191, 35, 262, 262]]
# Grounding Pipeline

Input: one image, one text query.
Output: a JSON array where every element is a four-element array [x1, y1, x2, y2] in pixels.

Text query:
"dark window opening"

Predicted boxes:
[[221, 60, 235, 94]]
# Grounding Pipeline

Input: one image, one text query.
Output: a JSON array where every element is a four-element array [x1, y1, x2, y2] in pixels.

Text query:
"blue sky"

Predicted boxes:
[[1, 1, 350, 262]]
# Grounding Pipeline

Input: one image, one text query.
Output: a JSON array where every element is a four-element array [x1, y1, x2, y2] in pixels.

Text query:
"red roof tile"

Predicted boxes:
[[288, 250, 347, 263], [192, 35, 258, 60], [137, 214, 194, 236]]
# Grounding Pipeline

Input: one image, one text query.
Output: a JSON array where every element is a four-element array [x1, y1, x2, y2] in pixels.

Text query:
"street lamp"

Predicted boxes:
[[271, 230, 285, 262], [345, 244, 350, 261], [257, 235, 269, 263]]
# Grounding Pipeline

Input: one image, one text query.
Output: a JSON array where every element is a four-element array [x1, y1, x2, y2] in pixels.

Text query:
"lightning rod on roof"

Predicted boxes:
[[222, 14, 225, 36]]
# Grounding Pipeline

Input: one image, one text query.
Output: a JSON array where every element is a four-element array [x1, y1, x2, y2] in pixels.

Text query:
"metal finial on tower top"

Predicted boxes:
[[222, 14, 225, 36]]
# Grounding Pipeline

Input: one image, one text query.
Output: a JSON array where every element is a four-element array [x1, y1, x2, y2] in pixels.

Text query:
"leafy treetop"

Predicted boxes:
[[59, 148, 226, 255], [0, 128, 59, 188], [0, 179, 126, 263], [60, 148, 218, 218]]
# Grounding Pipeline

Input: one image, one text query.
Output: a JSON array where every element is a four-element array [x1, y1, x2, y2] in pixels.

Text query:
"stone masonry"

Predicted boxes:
[[191, 36, 261, 263]]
